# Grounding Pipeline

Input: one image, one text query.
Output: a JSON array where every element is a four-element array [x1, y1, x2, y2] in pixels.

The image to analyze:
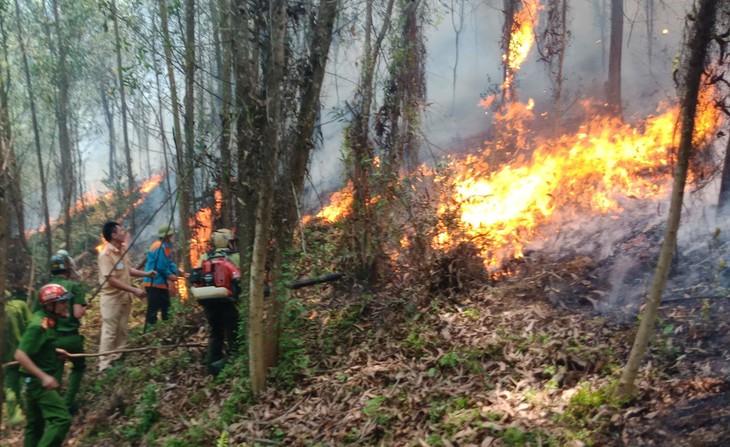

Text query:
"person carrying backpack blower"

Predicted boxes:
[[191, 229, 241, 376]]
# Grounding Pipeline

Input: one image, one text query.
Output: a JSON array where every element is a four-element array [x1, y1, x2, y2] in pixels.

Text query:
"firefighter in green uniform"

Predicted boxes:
[[48, 252, 89, 414], [3, 287, 32, 425], [14, 283, 73, 447]]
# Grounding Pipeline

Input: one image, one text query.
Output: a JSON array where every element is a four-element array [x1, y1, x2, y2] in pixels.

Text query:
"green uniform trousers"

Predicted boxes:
[[4, 364, 23, 421], [53, 332, 85, 409], [22, 378, 72, 447]]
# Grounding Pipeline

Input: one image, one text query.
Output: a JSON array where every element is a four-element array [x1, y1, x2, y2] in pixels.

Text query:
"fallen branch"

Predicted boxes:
[[2, 342, 206, 368]]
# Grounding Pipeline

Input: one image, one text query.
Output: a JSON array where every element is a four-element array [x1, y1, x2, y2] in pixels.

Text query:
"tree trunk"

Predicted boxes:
[[233, 0, 259, 291], [217, 0, 234, 229], [450, 0, 464, 114], [270, 0, 340, 370], [606, 0, 623, 117], [159, 0, 192, 274], [111, 0, 136, 233], [184, 0, 196, 209], [347, 0, 395, 284], [13, 0, 52, 257], [616, 0, 716, 399], [51, 0, 74, 250], [0, 42, 11, 421], [99, 77, 117, 184], [717, 134, 730, 215], [500, 0, 519, 106], [249, 0, 287, 398]]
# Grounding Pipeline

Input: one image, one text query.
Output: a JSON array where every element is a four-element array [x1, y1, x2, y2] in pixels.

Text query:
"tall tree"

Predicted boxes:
[[51, 0, 75, 250], [346, 0, 396, 283], [0, 16, 11, 418], [111, 0, 136, 233], [450, 0, 464, 113], [183, 0, 197, 272], [248, 0, 287, 397], [216, 0, 234, 229], [158, 0, 192, 273], [606, 0, 623, 116], [500, 0, 519, 106], [270, 0, 340, 368], [537, 0, 569, 128], [616, 0, 717, 398]]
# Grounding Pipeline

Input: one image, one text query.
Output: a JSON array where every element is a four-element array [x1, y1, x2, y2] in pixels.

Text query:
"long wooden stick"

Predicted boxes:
[[2, 342, 206, 368]]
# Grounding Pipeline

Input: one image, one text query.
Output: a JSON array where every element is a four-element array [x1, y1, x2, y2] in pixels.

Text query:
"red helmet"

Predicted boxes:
[[38, 284, 72, 306]]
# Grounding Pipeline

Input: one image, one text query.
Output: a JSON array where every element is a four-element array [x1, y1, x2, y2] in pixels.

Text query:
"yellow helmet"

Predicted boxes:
[[211, 231, 230, 249], [216, 228, 234, 240]]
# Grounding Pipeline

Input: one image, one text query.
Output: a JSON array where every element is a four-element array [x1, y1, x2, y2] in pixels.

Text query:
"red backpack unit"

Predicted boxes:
[[190, 255, 241, 303]]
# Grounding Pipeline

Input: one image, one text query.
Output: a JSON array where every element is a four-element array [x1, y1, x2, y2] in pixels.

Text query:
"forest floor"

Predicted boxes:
[[3, 240, 730, 446]]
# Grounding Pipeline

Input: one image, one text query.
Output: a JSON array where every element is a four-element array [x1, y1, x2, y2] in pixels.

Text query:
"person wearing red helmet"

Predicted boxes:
[[13, 283, 73, 447]]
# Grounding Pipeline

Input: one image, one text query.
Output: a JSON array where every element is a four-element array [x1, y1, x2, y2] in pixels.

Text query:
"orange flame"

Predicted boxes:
[[189, 190, 223, 268], [316, 183, 354, 223], [435, 94, 719, 269], [504, 0, 539, 72]]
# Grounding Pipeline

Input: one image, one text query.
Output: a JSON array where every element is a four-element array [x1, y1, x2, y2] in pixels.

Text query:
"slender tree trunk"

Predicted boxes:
[[249, 0, 287, 398], [99, 79, 117, 184], [616, 0, 716, 399], [159, 0, 192, 273], [111, 0, 136, 233], [51, 0, 74, 250], [270, 0, 340, 370], [151, 15, 175, 217], [234, 0, 259, 290], [348, 0, 395, 283], [450, 0, 464, 114], [500, 0, 519, 106], [606, 0, 623, 117], [184, 0, 196, 208], [716, 135, 730, 215], [0, 59, 9, 420], [218, 0, 234, 229], [645, 0, 653, 72]]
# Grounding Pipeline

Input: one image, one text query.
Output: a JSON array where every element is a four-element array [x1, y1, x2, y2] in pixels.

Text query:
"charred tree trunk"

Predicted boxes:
[[606, 0, 623, 117], [616, 0, 717, 398], [500, 0, 519, 107]]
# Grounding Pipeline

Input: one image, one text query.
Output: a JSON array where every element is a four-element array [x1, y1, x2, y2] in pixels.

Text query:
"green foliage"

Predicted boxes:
[[361, 394, 395, 429], [403, 323, 428, 354], [562, 380, 623, 427], [501, 427, 558, 446], [269, 296, 312, 388], [122, 383, 160, 442]]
